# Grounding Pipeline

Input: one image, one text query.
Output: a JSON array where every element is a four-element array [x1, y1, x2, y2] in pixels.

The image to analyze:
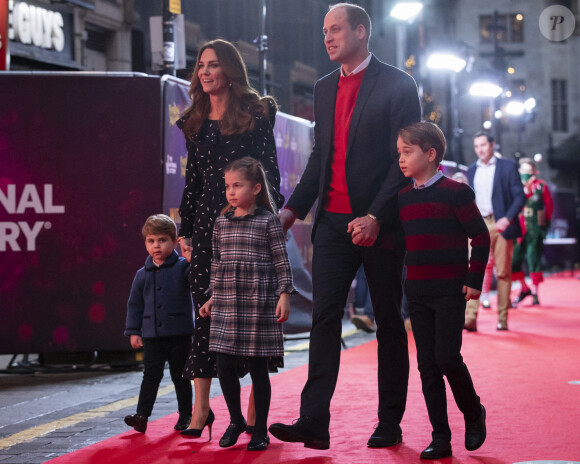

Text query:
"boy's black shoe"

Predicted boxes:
[[269, 417, 330, 450], [420, 439, 452, 459], [465, 405, 486, 451], [367, 422, 403, 448], [124, 414, 148, 433], [174, 414, 192, 430]]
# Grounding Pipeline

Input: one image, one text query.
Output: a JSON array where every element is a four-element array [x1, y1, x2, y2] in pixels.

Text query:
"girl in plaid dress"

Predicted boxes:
[[200, 157, 296, 451]]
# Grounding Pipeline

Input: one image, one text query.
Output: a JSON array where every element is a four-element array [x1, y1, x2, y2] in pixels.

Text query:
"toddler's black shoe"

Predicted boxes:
[[124, 414, 147, 433]]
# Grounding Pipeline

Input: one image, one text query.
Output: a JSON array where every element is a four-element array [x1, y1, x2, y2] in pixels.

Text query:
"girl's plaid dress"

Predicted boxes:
[[209, 207, 296, 358]]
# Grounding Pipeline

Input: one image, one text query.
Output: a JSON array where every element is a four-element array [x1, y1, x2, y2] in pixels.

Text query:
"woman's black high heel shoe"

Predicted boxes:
[[219, 421, 247, 448], [180, 409, 215, 439]]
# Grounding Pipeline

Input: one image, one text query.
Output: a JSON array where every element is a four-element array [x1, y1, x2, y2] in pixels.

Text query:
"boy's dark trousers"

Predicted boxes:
[[407, 294, 482, 441], [137, 336, 192, 417]]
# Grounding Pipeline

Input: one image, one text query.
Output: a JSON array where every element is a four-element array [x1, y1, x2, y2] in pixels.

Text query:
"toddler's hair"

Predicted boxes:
[[398, 121, 447, 165], [142, 214, 178, 240], [222, 157, 277, 214]]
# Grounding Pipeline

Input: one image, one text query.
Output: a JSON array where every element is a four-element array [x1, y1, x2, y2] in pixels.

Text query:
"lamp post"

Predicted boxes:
[[426, 51, 467, 163], [390, 2, 423, 70], [505, 97, 536, 157], [469, 80, 504, 145]]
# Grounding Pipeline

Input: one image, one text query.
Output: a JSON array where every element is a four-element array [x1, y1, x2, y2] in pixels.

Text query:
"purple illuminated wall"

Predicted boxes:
[[0, 74, 163, 354]]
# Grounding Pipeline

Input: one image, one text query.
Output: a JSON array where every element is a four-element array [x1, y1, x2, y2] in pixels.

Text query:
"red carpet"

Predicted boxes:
[[47, 273, 580, 463]]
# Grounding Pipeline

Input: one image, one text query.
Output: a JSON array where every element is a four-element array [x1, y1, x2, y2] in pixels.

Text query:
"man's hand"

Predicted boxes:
[[494, 217, 510, 233], [462, 285, 481, 301], [347, 215, 380, 247], [278, 209, 297, 238]]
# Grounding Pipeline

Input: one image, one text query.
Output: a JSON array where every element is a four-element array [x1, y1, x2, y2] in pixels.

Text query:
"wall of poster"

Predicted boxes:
[[0, 73, 163, 354]]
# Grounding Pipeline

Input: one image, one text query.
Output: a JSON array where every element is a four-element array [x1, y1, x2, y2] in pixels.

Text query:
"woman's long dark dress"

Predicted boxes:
[[178, 106, 284, 379]]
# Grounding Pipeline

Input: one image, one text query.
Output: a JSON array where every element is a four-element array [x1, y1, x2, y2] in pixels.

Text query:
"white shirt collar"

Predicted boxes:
[[341, 53, 372, 77], [414, 171, 443, 189], [476, 154, 498, 168]]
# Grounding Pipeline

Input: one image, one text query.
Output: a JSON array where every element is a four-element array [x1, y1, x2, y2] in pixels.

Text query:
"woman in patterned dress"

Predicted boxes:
[[200, 157, 296, 450], [177, 39, 284, 436]]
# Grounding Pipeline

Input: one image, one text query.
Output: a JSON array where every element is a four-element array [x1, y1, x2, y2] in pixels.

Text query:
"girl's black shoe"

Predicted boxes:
[[247, 434, 269, 451], [180, 409, 215, 439], [219, 421, 247, 448]]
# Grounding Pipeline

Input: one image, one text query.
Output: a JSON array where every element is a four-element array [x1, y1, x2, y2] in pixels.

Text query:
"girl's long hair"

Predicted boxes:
[[221, 157, 277, 215], [181, 39, 277, 138]]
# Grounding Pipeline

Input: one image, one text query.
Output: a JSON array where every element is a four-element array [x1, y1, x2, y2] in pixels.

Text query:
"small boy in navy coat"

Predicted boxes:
[[124, 214, 194, 433]]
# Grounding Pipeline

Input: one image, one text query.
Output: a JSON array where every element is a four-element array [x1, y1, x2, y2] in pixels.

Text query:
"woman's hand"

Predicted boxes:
[[200, 297, 213, 317], [179, 238, 193, 262]]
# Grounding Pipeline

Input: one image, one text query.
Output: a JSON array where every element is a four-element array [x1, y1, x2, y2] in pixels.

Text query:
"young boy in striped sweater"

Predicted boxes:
[[397, 122, 490, 459]]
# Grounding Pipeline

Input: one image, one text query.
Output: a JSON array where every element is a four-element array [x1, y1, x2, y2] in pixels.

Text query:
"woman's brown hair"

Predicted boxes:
[[181, 39, 277, 138]]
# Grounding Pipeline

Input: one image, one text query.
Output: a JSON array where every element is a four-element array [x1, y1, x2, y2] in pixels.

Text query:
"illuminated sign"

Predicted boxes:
[[0, 184, 66, 252], [11, 1, 65, 51], [7, 0, 76, 68]]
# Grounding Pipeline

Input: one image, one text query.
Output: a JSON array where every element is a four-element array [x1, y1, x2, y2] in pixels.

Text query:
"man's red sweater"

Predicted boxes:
[[325, 70, 366, 214]]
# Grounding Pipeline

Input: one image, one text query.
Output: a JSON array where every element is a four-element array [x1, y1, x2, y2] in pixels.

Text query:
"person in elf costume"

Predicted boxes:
[[511, 158, 553, 306]]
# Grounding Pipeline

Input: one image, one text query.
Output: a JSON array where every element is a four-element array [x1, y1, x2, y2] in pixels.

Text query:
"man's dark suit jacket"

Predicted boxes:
[[286, 55, 421, 239], [467, 157, 526, 240]]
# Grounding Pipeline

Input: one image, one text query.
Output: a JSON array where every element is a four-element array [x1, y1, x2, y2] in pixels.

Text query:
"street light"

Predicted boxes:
[[426, 53, 466, 73], [390, 2, 423, 22], [469, 81, 503, 98], [426, 50, 468, 163], [505, 100, 525, 116], [504, 96, 536, 157], [390, 2, 423, 70]]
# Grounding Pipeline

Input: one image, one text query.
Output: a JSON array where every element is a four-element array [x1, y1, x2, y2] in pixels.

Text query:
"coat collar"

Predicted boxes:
[[144, 249, 179, 271]]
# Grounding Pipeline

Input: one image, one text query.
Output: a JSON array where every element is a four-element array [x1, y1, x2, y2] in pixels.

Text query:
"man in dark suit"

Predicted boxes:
[[464, 132, 526, 331], [269, 3, 421, 450]]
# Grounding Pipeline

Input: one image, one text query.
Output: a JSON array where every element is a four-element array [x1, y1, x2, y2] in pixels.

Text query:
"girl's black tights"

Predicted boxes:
[[216, 354, 271, 436]]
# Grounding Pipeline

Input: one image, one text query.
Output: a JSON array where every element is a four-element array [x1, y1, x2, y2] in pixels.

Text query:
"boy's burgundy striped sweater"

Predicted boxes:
[[398, 176, 490, 297]]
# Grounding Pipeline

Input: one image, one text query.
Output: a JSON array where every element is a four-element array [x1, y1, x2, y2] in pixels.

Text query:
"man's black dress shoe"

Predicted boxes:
[[420, 439, 452, 459], [465, 405, 486, 451], [367, 423, 403, 448], [247, 434, 270, 451], [124, 414, 148, 433], [174, 414, 192, 431], [269, 417, 330, 450]]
